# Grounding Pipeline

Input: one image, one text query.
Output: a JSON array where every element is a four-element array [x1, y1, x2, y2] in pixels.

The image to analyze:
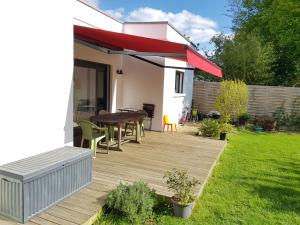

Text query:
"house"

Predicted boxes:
[[0, 0, 221, 166], [0, 0, 221, 223]]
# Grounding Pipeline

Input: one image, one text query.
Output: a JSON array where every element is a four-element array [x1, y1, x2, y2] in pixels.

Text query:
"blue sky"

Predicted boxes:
[[86, 0, 232, 51]]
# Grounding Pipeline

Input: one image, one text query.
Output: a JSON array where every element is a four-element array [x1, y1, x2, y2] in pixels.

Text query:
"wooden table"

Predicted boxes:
[[90, 112, 145, 151]]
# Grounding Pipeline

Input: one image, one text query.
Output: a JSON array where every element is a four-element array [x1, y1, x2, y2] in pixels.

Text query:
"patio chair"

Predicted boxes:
[[124, 110, 147, 137], [79, 120, 109, 157], [125, 121, 145, 137], [191, 109, 198, 122], [163, 114, 177, 132], [98, 110, 115, 140]]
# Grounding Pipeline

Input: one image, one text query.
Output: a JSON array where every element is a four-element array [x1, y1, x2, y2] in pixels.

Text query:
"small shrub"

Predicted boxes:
[[199, 119, 220, 137], [272, 106, 289, 129], [164, 168, 200, 205], [290, 97, 300, 130], [215, 80, 249, 122], [239, 112, 251, 121], [253, 116, 265, 128], [219, 123, 234, 133], [106, 181, 156, 224], [262, 117, 277, 131], [254, 116, 277, 131]]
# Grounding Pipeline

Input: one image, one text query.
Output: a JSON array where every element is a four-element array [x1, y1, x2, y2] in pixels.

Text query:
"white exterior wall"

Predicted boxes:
[[121, 56, 165, 131], [73, 0, 124, 112], [74, 43, 123, 112], [163, 59, 193, 124], [73, 0, 122, 32], [122, 23, 168, 130], [0, 1, 196, 165], [122, 23, 194, 128], [123, 23, 168, 40], [162, 25, 194, 125], [0, 1, 73, 165]]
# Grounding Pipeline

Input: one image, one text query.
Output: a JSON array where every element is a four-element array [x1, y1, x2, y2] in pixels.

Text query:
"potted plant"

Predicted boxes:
[[262, 116, 277, 131], [164, 168, 200, 218], [238, 113, 251, 126], [253, 116, 264, 132], [219, 123, 234, 140]]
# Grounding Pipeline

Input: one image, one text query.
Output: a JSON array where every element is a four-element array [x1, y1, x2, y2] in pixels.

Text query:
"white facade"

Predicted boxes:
[[74, 4, 194, 131], [0, 0, 74, 165], [0, 0, 194, 165]]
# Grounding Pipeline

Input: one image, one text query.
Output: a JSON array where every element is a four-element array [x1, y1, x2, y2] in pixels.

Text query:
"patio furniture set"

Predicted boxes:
[[79, 110, 147, 156]]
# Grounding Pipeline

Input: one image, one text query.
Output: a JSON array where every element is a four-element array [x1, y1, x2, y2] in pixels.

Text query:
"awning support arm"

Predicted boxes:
[[130, 55, 195, 71]]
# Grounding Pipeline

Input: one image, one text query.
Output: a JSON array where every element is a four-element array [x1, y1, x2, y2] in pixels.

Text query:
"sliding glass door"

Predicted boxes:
[[73, 59, 110, 123]]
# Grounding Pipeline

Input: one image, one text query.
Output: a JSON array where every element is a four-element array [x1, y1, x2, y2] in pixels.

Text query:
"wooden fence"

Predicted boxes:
[[193, 80, 300, 116]]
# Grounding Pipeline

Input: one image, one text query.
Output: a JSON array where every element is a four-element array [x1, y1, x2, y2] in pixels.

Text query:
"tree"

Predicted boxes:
[[227, 0, 300, 86], [209, 32, 274, 85]]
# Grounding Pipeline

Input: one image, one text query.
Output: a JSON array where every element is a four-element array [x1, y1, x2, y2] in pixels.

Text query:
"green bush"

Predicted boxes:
[[290, 97, 300, 130], [219, 122, 234, 133], [215, 80, 249, 122], [106, 181, 156, 224], [272, 106, 289, 129], [253, 116, 277, 131], [238, 112, 251, 121], [272, 98, 300, 131], [199, 119, 220, 137]]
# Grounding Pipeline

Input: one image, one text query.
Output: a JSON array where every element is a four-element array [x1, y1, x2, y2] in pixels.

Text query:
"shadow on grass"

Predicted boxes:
[[238, 158, 300, 214]]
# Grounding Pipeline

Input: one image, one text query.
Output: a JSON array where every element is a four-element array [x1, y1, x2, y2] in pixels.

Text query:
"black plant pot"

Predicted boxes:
[[220, 132, 227, 140], [239, 119, 247, 126]]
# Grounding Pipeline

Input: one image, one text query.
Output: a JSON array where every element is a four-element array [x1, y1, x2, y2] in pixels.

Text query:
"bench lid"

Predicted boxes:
[[0, 146, 92, 181]]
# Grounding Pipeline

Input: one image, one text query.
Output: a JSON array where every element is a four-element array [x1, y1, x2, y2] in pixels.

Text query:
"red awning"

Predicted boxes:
[[74, 25, 222, 78]]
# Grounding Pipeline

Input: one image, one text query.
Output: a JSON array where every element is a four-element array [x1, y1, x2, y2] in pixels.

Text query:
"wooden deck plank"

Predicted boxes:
[[0, 125, 226, 225], [37, 213, 77, 225]]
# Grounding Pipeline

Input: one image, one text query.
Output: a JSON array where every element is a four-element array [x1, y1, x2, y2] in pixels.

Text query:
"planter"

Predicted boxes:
[[171, 198, 194, 218], [239, 119, 248, 126], [254, 127, 263, 132], [220, 132, 227, 140], [263, 120, 277, 131]]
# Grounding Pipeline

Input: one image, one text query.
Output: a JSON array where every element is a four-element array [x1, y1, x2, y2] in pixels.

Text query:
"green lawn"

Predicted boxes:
[[96, 131, 300, 225]]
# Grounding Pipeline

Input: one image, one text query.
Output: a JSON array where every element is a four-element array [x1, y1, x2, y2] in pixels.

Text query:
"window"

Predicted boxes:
[[175, 71, 184, 93]]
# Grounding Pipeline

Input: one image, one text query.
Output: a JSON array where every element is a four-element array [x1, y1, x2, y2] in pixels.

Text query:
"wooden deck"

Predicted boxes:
[[0, 125, 226, 225]]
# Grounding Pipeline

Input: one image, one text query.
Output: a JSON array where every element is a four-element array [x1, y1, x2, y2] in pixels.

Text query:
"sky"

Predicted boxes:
[[86, 0, 232, 52]]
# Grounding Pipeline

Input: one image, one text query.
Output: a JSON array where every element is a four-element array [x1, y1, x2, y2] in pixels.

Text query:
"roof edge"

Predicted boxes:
[[76, 0, 123, 24], [124, 21, 193, 45]]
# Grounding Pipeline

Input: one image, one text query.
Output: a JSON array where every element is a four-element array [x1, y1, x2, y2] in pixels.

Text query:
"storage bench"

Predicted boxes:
[[0, 146, 92, 223]]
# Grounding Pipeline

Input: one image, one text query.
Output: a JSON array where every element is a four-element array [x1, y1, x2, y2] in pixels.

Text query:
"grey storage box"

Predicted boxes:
[[0, 146, 92, 223]]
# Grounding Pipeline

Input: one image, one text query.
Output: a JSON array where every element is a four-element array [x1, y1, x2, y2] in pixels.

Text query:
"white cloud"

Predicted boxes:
[[104, 8, 124, 20], [126, 7, 218, 44]]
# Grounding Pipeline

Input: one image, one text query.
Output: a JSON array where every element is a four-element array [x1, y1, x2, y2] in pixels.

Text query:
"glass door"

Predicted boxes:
[[73, 59, 110, 123]]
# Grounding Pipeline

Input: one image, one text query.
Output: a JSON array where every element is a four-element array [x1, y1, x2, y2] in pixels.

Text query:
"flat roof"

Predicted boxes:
[[76, 1, 194, 47], [124, 21, 192, 44], [76, 0, 123, 24]]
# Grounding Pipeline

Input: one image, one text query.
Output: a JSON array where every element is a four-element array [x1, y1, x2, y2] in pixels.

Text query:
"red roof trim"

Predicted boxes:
[[74, 25, 222, 77]]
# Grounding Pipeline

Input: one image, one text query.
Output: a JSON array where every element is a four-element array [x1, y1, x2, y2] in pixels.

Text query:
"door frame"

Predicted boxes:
[[74, 58, 111, 112]]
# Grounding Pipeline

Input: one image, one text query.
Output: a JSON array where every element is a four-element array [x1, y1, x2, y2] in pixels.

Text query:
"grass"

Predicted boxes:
[[95, 131, 300, 225]]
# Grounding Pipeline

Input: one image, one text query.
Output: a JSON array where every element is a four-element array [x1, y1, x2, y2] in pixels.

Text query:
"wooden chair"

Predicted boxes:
[[124, 110, 147, 137], [79, 120, 109, 157], [163, 115, 177, 132]]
